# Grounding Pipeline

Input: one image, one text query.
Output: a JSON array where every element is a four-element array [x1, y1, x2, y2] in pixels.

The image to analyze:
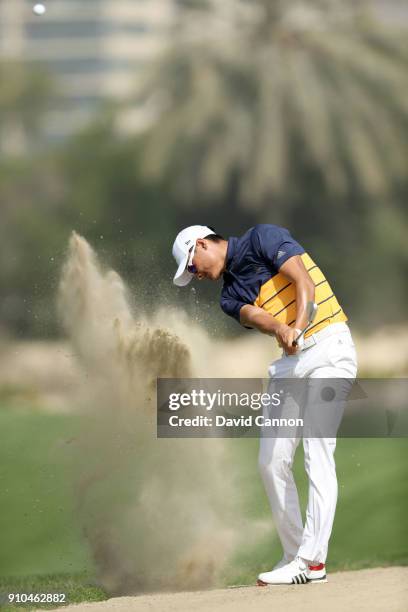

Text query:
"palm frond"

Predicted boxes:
[[136, 0, 408, 206]]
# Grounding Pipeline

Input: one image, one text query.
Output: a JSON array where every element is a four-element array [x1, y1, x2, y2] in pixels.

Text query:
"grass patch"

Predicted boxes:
[[0, 406, 407, 598], [0, 573, 107, 610], [0, 408, 92, 577]]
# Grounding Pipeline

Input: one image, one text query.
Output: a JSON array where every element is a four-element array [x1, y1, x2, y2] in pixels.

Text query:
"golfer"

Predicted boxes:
[[171, 224, 357, 585]]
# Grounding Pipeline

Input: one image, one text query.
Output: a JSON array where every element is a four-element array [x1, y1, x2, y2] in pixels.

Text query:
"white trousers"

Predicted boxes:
[[258, 322, 358, 564]]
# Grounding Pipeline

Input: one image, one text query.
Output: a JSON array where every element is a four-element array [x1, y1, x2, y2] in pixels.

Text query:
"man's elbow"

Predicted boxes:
[[239, 304, 253, 327]]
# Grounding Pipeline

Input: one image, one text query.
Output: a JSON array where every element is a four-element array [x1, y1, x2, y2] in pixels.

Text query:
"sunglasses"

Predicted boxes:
[[187, 246, 198, 274]]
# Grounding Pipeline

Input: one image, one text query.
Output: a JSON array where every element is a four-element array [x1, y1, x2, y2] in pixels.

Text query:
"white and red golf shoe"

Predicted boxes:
[[306, 562, 327, 583], [257, 556, 327, 585]]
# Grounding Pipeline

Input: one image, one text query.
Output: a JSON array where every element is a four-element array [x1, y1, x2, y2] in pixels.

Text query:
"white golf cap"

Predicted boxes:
[[172, 225, 215, 286]]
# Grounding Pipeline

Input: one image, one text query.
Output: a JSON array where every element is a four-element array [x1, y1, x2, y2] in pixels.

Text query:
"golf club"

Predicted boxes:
[[292, 301, 318, 346]]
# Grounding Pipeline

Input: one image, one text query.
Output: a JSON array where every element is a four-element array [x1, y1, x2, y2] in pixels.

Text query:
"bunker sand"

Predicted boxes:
[[52, 567, 407, 612]]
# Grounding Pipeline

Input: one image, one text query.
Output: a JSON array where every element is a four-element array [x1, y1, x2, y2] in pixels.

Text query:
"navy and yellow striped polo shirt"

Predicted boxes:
[[220, 224, 347, 338]]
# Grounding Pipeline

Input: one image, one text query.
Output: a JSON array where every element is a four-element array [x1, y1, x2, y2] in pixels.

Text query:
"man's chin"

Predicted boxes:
[[202, 270, 222, 281]]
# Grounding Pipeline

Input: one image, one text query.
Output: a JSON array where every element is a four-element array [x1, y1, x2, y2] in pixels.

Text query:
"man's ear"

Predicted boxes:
[[196, 238, 207, 249]]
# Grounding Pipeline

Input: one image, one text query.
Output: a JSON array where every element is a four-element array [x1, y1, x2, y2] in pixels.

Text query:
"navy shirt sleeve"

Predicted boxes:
[[220, 291, 254, 329], [220, 293, 247, 323], [251, 224, 304, 269]]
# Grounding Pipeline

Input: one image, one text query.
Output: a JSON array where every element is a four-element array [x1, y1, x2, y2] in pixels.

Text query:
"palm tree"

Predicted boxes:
[[137, 0, 408, 207]]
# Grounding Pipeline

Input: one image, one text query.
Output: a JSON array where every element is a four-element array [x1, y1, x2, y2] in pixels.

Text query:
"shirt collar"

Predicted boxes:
[[225, 237, 238, 272]]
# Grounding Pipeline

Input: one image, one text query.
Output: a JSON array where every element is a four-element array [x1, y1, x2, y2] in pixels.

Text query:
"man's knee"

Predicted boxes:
[[258, 441, 296, 481]]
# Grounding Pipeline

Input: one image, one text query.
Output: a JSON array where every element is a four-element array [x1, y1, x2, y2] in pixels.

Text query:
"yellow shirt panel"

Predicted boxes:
[[254, 253, 347, 337]]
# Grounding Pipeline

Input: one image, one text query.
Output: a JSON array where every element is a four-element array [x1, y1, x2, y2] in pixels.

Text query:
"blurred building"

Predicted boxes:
[[0, 0, 174, 141], [372, 0, 408, 24], [0, 0, 406, 146]]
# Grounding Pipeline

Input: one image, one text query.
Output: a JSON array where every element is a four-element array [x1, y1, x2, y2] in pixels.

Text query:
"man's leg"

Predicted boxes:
[[259, 355, 305, 561], [258, 435, 304, 561], [257, 326, 357, 583], [297, 329, 358, 564], [297, 436, 337, 564]]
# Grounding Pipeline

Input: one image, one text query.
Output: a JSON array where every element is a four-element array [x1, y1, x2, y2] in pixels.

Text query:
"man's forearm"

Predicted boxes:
[[278, 255, 316, 331], [239, 304, 282, 335], [294, 278, 316, 331]]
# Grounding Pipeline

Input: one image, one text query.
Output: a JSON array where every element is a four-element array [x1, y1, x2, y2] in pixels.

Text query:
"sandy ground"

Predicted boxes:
[[52, 567, 407, 612]]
